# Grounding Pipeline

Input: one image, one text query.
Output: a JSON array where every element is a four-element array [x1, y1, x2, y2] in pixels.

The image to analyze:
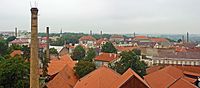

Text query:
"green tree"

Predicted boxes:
[[101, 42, 117, 53], [74, 61, 96, 78], [110, 51, 147, 77], [177, 39, 182, 43], [84, 48, 96, 62], [8, 44, 22, 53], [21, 45, 30, 60], [133, 49, 141, 55], [6, 36, 16, 42], [71, 45, 85, 60], [0, 57, 30, 88], [0, 40, 8, 56], [49, 48, 58, 55]]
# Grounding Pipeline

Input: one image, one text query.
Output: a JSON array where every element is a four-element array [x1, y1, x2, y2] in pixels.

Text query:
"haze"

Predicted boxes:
[[0, 0, 200, 34]]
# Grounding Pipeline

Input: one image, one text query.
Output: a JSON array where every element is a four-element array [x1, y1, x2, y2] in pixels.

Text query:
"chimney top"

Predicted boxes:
[[31, 8, 38, 14]]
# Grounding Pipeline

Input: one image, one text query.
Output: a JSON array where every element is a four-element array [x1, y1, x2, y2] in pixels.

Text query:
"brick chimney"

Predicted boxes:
[[186, 32, 189, 43], [43, 27, 50, 77], [15, 27, 17, 37], [30, 7, 39, 88], [90, 30, 92, 35]]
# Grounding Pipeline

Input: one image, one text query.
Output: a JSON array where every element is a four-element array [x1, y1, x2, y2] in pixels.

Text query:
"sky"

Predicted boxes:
[[0, 0, 200, 34]]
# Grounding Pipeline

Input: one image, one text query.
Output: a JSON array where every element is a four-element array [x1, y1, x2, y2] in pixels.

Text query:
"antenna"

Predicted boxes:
[[30, 0, 39, 8]]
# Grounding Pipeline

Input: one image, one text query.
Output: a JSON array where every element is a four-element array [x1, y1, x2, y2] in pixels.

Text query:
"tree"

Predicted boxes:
[[0, 57, 30, 88], [110, 51, 147, 77], [21, 45, 30, 60], [49, 48, 58, 55], [84, 48, 96, 62], [71, 45, 85, 60], [101, 42, 117, 53], [133, 49, 141, 55], [8, 44, 22, 53], [177, 39, 182, 43], [74, 61, 96, 78], [6, 36, 16, 42], [0, 40, 8, 56]]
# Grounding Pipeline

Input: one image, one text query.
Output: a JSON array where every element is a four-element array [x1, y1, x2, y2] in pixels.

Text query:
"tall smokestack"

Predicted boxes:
[[60, 29, 62, 37], [186, 32, 189, 43], [100, 30, 103, 38], [182, 35, 185, 43], [134, 32, 136, 37], [30, 8, 39, 88], [15, 27, 17, 37], [43, 27, 50, 77], [90, 30, 92, 35]]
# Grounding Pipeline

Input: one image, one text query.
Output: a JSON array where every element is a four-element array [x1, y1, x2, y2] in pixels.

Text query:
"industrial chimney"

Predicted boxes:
[[186, 32, 189, 43], [15, 27, 17, 37], [90, 30, 92, 35], [30, 7, 39, 88], [43, 27, 50, 77], [182, 35, 185, 43]]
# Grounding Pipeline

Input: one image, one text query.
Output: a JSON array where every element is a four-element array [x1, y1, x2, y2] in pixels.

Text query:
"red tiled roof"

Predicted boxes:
[[39, 43, 47, 48], [145, 65, 200, 88], [10, 39, 29, 44], [74, 66, 121, 88], [47, 64, 78, 88], [10, 50, 22, 57], [95, 53, 118, 62], [150, 38, 169, 42], [48, 54, 75, 76], [168, 78, 197, 88], [96, 38, 108, 45], [111, 68, 150, 88], [134, 36, 148, 39], [144, 66, 184, 88], [175, 66, 200, 74], [79, 36, 96, 41]]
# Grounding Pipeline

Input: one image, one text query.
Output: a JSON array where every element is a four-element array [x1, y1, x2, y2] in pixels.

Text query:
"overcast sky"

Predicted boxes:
[[0, 0, 200, 34]]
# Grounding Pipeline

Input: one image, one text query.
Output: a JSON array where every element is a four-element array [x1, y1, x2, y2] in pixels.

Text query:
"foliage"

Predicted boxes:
[[0, 57, 30, 88], [110, 50, 147, 77], [6, 36, 16, 42], [0, 40, 8, 56], [132, 49, 141, 55], [49, 48, 58, 55], [177, 39, 182, 43], [74, 60, 96, 78], [8, 44, 22, 53], [21, 45, 30, 60], [101, 42, 117, 53], [71, 45, 85, 60], [84, 48, 96, 62], [166, 38, 176, 42], [50, 38, 65, 46]]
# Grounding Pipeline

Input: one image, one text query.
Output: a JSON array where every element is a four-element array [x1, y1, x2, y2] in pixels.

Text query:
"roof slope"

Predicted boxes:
[[144, 66, 184, 88], [169, 78, 197, 88], [10, 50, 22, 57], [74, 66, 121, 88], [47, 64, 78, 88], [111, 68, 150, 88], [95, 53, 118, 62], [79, 36, 96, 41], [48, 54, 75, 75]]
